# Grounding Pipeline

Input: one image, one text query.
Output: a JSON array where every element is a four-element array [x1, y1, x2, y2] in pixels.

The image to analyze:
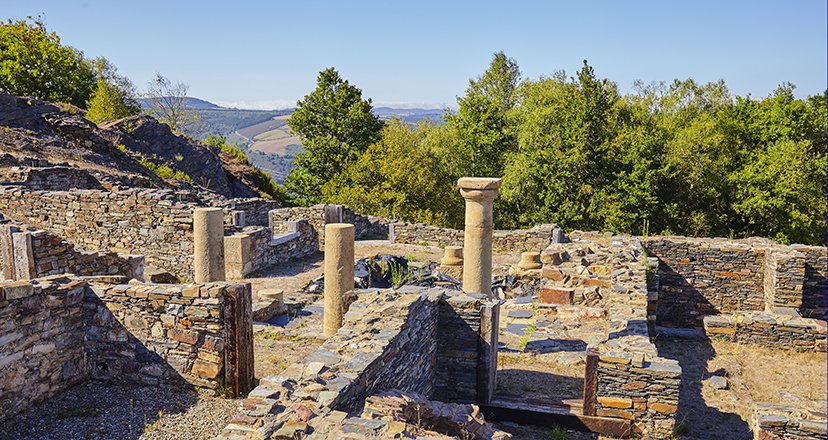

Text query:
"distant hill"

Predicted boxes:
[[373, 107, 445, 124], [136, 97, 445, 183]]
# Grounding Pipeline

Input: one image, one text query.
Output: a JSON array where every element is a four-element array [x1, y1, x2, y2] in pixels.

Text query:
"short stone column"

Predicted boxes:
[[323, 223, 354, 337], [458, 177, 502, 298], [193, 207, 226, 282], [439, 245, 464, 279]]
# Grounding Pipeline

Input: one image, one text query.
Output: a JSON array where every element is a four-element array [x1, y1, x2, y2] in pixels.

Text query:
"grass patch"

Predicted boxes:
[[137, 153, 192, 182], [547, 425, 567, 440]]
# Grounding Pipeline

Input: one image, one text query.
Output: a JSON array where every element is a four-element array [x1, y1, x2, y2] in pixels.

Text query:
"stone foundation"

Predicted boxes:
[[0, 276, 254, 419], [218, 287, 499, 439], [389, 221, 560, 252], [703, 312, 827, 352], [754, 402, 827, 439]]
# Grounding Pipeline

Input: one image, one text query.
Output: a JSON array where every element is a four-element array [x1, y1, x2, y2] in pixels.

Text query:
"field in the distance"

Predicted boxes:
[[236, 115, 303, 156]]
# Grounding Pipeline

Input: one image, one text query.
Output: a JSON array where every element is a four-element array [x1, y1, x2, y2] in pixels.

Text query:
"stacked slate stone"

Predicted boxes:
[[389, 221, 562, 253], [219, 287, 501, 439], [754, 402, 827, 439], [0, 276, 88, 418], [0, 186, 199, 280], [703, 311, 827, 352], [595, 351, 681, 438]]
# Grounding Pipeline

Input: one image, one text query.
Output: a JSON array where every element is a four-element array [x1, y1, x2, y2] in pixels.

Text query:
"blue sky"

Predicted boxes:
[[3, 0, 826, 109]]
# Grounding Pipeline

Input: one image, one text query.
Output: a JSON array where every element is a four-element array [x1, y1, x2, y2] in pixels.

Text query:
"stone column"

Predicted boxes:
[[458, 177, 502, 298], [193, 207, 226, 282], [323, 223, 354, 337], [439, 245, 464, 279]]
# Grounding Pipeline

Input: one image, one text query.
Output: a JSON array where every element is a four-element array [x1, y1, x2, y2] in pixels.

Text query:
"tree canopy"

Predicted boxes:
[[0, 18, 95, 107], [284, 68, 384, 206], [311, 55, 825, 245]]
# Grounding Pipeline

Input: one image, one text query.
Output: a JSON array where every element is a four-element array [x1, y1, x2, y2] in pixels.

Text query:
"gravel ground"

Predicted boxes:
[[0, 381, 237, 440]]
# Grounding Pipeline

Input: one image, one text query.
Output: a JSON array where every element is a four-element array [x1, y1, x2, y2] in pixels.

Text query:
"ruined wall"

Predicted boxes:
[[754, 403, 827, 439], [84, 282, 249, 389], [219, 288, 497, 439], [0, 166, 103, 190], [592, 351, 681, 438], [0, 276, 253, 418], [795, 245, 827, 320], [224, 221, 318, 280], [28, 229, 143, 279], [0, 186, 198, 280], [644, 237, 828, 327], [268, 204, 389, 248], [219, 198, 282, 227], [0, 277, 88, 419], [389, 221, 558, 252], [703, 312, 827, 352]]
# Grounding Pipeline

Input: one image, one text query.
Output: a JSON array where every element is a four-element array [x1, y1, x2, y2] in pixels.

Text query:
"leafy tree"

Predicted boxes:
[[0, 18, 95, 107], [440, 52, 520, 179], [86, 78, 135, 123], [497, 61, 620, 230], [323, 120, 462, 226], [144, 73, 200, 133], [285, 68, 384, 205]]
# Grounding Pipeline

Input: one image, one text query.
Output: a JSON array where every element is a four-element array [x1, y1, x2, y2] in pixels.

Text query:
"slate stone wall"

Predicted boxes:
[[0, 186, 199, 280], [0, 276, 252, 419], [390, 221, 559, 252], [268, 205, 389, 248], [703, 312, 827, 352], [754, 402, 827, 439], [224, 221, 319, 279], [794, 245, 827, 319], [0, 277, 88, 419], [219, 288, 496, 439], [644, 237, 827, 327], [594, 351, 682, 438]]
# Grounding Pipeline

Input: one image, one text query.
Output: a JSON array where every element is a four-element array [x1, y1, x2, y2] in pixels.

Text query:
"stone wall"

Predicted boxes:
[[268, 204, 389, 248], [644, 237, 766, 327], [0, 276, 88, 418], [389, 221, 559, 252], [0, 276, 254, 418], [218, 198, 282, 227], [794, 245, 827, 320], [224, 221, 318, 280], [84, 281, 251, 389], [754, 402, 827, 439], [0, 186, 198, 280], [219, 287, 498, 439], [764, 248, 805, 311], [703, 311, 827, 352], [644, 237, 827, 327], [0, 223, 144, 281], [591, 350, 682, 438]]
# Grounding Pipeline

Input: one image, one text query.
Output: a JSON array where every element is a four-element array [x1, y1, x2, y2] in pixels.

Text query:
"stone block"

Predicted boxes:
[[192, 359, 222, 379], [539, 286, 574, 305], [2, 281, 34, 300], [598, 397, 633, 409], [649, 402, 678, 413]]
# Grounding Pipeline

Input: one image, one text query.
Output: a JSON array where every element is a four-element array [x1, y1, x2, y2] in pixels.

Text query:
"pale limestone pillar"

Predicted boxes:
[[193, 208, 226, 282], [458, 177, 502, 298], [323, 223, 354, 337]]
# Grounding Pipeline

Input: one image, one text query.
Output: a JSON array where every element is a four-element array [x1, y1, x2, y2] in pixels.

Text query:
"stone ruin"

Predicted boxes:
[[0, 172, 825, 440]]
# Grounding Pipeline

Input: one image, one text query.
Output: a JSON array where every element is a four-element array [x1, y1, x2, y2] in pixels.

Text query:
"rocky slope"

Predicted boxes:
[[0, 93, 280, 200]]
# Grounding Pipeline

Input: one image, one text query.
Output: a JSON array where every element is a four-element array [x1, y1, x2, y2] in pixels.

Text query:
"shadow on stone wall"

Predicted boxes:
[[656, 262, 719, 328], [655, 336, 752, 440]]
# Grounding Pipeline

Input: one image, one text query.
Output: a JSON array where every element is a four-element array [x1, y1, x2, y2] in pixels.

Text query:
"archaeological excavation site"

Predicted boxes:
[[0, 95, 826, 440]]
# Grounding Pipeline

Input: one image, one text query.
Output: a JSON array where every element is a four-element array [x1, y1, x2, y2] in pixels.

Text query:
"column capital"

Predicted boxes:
[[458, 177, 502, 203]]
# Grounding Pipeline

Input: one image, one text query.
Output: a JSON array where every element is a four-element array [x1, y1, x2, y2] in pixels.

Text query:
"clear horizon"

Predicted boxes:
[[3, 0, 826, 110]]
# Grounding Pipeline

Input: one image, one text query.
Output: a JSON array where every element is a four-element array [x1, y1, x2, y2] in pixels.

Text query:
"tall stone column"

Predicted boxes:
[[323, 223, 354, 337], [193, 208, 226, 282], [458, 177, 502, 298]]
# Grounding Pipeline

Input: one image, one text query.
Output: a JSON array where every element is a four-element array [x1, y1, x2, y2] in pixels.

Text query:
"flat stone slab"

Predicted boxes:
[[705, 375, 728, 390], [507, 310, 534, 319], [506, 323, 530, 335], [457, 177, 503, 190]]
